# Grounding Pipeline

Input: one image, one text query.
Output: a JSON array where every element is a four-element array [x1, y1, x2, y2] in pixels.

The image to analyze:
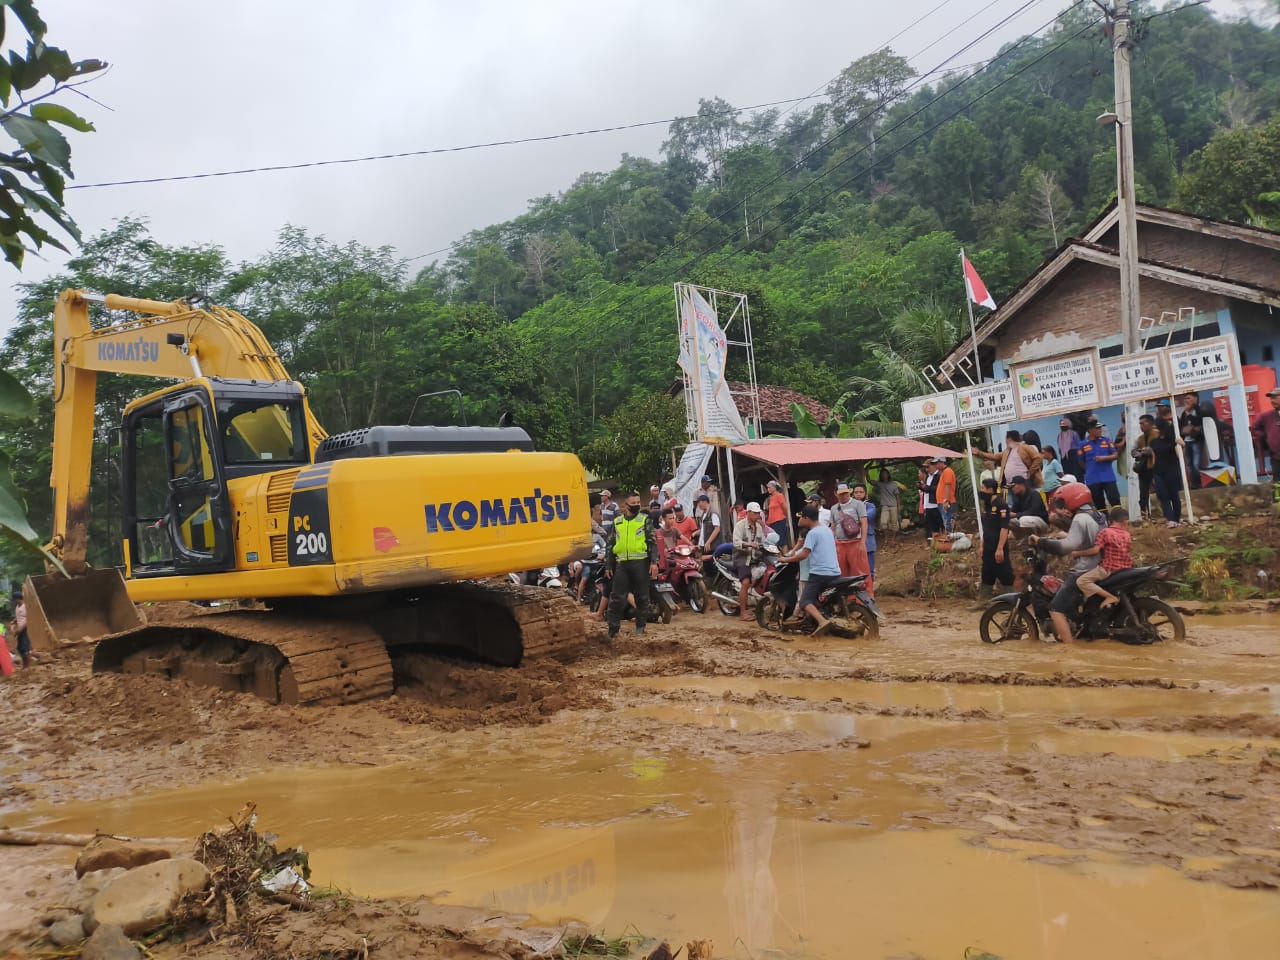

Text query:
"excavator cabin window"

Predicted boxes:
[[217, 399, 306, 466]]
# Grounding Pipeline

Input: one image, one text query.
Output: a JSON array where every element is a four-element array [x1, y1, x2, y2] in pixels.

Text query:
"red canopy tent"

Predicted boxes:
[[731, 437, 960, 470], [728, 437, 962, 541]]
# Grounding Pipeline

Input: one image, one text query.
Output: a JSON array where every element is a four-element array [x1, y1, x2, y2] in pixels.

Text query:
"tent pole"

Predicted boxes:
[[779, 465, 794, 544]]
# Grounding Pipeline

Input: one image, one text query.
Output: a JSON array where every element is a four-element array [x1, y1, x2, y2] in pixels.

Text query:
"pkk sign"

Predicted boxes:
[[901, 391, 959, 439], [1164, 335, 1239, 393], [956, 380, 1017, 429], [1011, 349, 1102, 419], [1103, 354, 1167, 404]]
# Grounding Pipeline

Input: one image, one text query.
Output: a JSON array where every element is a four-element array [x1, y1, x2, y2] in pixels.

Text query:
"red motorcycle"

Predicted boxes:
[[667, 543, 708, 613]]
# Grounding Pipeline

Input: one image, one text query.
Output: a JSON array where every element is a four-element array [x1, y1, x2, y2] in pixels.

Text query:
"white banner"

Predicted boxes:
[[901, 391, 959, 438], [1011, 349, 1102, 419], [679, 287, 749, 444], [956, 380, 1017, 429], [672, 443, 714, 514], [1163, 334, 1239, 394], [1103, 353, 1167, 404]]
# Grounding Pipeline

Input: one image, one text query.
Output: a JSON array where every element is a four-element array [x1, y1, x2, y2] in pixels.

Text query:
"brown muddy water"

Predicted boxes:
[[16, 693, 1280, 959]]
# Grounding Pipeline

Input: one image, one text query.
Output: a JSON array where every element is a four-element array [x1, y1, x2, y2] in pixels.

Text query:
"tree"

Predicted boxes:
[[825, 49, 916, 156], [0, 1, 106, 267], [1174, 115, 1280, 223], [578, 393, 686, 494], [0, 0, 103, 570]]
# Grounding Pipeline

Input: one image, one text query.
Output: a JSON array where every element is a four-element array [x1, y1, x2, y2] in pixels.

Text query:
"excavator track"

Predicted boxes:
[[93, 610, 395, 706], [378, 580, 588, 665], [90, 582, 585, 706]]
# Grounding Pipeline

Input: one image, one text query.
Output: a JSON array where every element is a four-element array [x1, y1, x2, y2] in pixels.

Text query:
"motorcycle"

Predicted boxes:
[[979, 544, 1184, 645], [575, 557, 607, 607], [651, 568, 679, 624], [755, 560, 881, 639], [509, 566, 564, 590], [666, 543, 708, 613], [708, 539, 781, 617]]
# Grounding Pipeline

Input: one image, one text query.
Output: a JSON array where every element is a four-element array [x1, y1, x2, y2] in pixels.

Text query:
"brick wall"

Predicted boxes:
[[1093, 221, 1280, 291], [992, 260, 1227, 361]]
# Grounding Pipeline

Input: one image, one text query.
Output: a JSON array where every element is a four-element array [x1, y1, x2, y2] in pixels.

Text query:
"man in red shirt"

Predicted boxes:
[[1250, 387, 1280, 478], [765, 480, 790, 546], [672, 503, 699, 542], [1072, 507, 1133, 609]]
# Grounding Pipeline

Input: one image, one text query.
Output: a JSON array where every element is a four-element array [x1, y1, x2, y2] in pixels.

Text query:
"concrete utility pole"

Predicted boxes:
[[1105, 0, 1145, 514]]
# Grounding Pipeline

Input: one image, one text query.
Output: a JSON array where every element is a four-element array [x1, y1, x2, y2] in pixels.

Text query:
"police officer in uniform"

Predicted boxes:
[[973, 477, 1014, 608], [606, 490, 659, 639]]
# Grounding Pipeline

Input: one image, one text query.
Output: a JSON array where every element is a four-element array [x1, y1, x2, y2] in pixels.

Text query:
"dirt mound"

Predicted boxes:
[[913, 745, 1280, 888], [379, 653, 610, 729]]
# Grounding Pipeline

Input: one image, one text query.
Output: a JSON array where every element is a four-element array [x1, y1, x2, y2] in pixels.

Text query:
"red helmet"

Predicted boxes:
[[1050, 481, 1093, 512]]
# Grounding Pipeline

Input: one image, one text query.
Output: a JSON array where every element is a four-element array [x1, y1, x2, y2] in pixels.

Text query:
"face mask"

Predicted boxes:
[[625, 504, 640, 515]]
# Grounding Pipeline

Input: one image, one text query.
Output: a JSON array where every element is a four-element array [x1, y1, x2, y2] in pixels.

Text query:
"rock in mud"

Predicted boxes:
[[76, 836, 173, 877], [81, 924, 141, 960], [85, 857, 209, 936], [46, 912, 86, 946], [73, 868, 127, 910]]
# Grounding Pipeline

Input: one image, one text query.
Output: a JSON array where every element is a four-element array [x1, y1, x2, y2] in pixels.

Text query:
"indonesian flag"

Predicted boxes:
[[963, 254, 997, 311]]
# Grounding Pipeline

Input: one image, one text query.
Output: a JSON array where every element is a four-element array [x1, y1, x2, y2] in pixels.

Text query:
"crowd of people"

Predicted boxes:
[[582, 466, 914, 638]]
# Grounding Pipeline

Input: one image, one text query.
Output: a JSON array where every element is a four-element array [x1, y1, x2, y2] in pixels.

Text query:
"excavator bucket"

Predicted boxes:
[[24, 568, 146, 651]]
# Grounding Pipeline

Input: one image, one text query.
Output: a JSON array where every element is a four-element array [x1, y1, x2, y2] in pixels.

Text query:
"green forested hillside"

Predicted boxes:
[[2, 3, 1279, 568]]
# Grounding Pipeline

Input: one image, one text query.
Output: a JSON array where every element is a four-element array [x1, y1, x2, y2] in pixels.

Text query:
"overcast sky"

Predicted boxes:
[[0, 0, 1255, 329]]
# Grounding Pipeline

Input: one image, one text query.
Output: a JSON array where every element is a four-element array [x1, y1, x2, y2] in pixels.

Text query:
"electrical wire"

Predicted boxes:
[[556, 0, 1046, 321], [65, 95, 825, 192], [547, 8, 1104, 351], [551, 0, 1065, 340]]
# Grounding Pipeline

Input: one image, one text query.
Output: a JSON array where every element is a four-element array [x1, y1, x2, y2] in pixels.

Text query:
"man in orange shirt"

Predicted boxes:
[[935, 457, 958, 532], [765, 479, 790, 546]]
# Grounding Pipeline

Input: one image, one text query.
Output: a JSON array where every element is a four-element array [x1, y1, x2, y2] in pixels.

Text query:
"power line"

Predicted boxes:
[[557, 0, 1043, 328], [65, 95, 824, 192], [552, 0, 1054, 339], [549, 5, 1100, 351], [394, 1, 984, 271]]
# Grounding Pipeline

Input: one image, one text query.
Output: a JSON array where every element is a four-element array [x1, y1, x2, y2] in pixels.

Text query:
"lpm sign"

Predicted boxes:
[[956, 380, 1016, 429], [1164, 335, 1239, 394], [1103, 354, 1166, 404]]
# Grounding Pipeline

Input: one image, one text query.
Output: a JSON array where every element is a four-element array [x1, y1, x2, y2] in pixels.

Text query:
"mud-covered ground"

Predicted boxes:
[[2, 586, 1278, 958]]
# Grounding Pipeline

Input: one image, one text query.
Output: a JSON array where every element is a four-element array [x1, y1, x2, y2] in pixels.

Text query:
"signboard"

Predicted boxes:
[[901, 391, 959, 438], [1102, 353, 1167, 404], [955, 379, 1017, 429], [1163, 334, 1239, 394], [677, 286, 750, 444], [1011, 349, 1102, 419]]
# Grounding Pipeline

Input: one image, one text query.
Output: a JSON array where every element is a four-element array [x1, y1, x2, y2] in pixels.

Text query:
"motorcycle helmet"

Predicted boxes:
[[1050, 481, 1093, 513]]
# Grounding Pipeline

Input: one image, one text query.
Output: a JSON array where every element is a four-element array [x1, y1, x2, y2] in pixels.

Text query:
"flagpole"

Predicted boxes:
[[960, 247, 985, 544]]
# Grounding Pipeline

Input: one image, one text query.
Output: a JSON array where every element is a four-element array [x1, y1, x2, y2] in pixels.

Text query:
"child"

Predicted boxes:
[[1072, 507, 1133, 608]]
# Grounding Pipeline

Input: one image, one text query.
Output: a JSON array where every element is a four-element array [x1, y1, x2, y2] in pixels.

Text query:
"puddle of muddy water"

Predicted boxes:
[[620, 675, 1280, 718], [625, 701, 1276, 760], [12, 732, 1280, 960]]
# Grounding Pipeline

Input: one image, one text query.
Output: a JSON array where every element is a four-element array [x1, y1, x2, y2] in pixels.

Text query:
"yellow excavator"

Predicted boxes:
[[26, 289, 592, 704]]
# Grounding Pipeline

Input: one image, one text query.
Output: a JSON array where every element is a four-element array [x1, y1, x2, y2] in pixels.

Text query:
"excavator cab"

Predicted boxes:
[[121, 377, 310, 577]]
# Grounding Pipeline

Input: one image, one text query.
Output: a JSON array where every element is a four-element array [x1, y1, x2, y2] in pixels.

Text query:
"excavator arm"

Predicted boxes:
[[48, 288, 327, 572]]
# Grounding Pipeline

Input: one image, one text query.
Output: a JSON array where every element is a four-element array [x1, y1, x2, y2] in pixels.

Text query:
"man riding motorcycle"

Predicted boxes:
[[1028, 481, 1103, 644]]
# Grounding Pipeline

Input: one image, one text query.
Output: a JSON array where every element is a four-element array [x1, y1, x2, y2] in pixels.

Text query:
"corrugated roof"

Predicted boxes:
[[731, 437, 960, 468]]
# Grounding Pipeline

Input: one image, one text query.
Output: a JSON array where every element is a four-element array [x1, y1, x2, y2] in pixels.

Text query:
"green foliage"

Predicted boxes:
[[3, 7, 1278, 573], [0, 0, 106, 266], [577, 393, 687, 494], [1175, 114, 1280, 224]]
